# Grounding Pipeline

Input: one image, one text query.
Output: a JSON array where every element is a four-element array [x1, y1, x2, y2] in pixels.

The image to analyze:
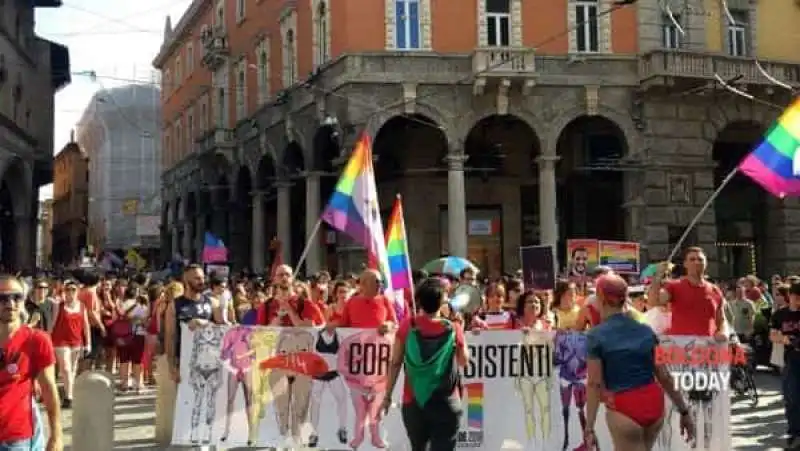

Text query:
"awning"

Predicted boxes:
[[47, 40, 70, 90]]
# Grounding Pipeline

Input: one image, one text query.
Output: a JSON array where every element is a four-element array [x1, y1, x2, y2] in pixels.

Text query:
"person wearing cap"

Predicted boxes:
[[584, 274, 695, 451], [647, 247, 726, 339]]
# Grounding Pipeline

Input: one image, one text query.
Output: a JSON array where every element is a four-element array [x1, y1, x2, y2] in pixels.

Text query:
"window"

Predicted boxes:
[[661, 14, 681, 49], [201, 99, 208, 132], [236, 61, 247, 121], [236, 0, 246, 22], [216, 86, 226, 128], [395, 0, 420, 49], [284, 29, 297, 86], [316, 2, 331, 63], [175, 120, 183, 157], [187, 108, 195, 144], [215, 0, 225, 29], [186, 43, 194, 72], [575, 0, 599, 52], [163, 69, 171, 94], [257, 41, 270, 104], [727, 11, 748, 57], [486, 0, 510, 47], [175, 57, 182, 82]]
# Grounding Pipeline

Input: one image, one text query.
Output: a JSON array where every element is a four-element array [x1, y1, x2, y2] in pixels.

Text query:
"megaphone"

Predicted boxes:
[[449, 284, 483, 314]]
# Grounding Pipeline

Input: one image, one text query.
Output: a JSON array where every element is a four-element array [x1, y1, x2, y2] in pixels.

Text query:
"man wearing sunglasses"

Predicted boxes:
[[0, 276, 62, 450]]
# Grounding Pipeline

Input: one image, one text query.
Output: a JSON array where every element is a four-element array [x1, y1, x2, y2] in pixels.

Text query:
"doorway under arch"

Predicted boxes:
[[713, 120, 766, 278], [283, 142, 306, 269], [234, 166, 252, 270], [556, 115, 628, 264], [257, 154, 279, 270]]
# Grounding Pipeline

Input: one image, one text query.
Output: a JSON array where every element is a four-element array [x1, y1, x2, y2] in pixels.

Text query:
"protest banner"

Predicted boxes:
[[598, 240, 641, 274], [171, 326, 730, 451], [520, 245, 556, 290]]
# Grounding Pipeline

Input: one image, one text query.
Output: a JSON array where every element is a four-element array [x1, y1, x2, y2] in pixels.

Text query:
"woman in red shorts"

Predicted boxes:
[[116, 288, 150, 393], [584, 274, 695, 450]]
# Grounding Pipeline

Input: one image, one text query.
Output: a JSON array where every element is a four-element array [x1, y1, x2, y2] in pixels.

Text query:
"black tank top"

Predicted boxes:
[[174, 294, 213, 361], [316, 330, 340, 354]]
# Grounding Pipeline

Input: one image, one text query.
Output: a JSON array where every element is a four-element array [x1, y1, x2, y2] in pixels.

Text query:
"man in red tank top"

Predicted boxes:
[[0, 275, 62, 450]]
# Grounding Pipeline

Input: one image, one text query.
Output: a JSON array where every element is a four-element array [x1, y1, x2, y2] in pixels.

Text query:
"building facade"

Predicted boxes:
[[51, 138, 88, 265], [0, 0, 70, 271], [154, 0, 800, 278], [76, 84, 162, 258]]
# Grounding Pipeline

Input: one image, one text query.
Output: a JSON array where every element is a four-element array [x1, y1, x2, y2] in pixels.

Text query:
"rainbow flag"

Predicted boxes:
[[385, 195, 412, 290], [465, 382, 484, 429], [738, 97, 800, 197], [321, 133, 394, 292]]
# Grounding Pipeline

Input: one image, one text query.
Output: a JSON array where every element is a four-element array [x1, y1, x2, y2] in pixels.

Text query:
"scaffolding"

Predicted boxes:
[[75, 83, 162, 253]]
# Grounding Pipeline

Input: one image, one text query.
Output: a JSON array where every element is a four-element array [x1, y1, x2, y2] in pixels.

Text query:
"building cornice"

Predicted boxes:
[[152, 0, 211, 68]]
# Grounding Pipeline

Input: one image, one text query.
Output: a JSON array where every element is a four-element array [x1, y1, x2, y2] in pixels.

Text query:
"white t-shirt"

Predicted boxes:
[[644, 308, 671, 335], [120, 298, 149, 336]]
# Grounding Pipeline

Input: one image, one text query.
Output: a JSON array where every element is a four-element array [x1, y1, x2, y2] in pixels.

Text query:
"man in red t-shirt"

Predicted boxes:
[[648, 247, 726, 338], [256, 265, 324, 327], [328, 270, 396, 333], [383, 277, 468, 450], [0, 275, 62, 450]]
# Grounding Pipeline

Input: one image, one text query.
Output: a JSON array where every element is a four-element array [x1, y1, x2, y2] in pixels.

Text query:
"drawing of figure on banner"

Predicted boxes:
[[553, 332, 588, 451], [338, 329, 391, 449], [187, 326, 225, 444], [682, 338, 719, 450], [249, 329, 279, 444], [308, 329, 349, 447], [515, 330, 553, 444], [258, 329, 326, 444], [219, 326, 254, 445]]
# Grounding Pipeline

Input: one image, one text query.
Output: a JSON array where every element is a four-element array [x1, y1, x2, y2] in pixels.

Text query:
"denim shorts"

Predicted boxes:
[[0, 402, 44, 451]]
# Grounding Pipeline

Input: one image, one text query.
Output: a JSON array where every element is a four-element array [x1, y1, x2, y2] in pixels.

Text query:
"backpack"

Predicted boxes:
[[404, 318, 461, 407], [110, 303, 138, 348]]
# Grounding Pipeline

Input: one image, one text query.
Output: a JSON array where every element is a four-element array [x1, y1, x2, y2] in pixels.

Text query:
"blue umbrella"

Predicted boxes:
[[421, 257, 479, 277]]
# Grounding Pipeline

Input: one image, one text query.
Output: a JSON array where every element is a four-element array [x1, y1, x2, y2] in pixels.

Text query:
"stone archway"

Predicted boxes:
[[172, 197, 183, 259], [185, 192, 197, 259], [233, 166, 253, 270], [161, 201, 171, 263], [282, 141, 306, 267], [212, 175, 231, 246], [0, 159, 31, 270], [462, 114, 540, 277], [312, 124, 343, 273], [713, 120, 766, 278], [256, 153, 278, 272], [556, 115, 628, 249]]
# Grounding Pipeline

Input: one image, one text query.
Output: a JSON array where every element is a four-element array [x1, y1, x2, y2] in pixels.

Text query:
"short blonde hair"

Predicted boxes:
[[165, 281, 184, 300]]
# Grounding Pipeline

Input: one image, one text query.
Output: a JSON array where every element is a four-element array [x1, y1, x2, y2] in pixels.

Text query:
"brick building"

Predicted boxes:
[[51, 136, 88, 265], [154, 0, 800, 278]]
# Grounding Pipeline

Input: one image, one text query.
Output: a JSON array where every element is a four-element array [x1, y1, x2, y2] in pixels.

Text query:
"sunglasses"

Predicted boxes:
[[37, 285, 49, 289], [0, 293, 23, 304]]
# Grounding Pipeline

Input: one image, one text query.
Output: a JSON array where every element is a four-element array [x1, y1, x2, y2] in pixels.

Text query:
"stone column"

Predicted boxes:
[[194, 214, 204, 263], [13, 215, 31, 271], [251, 191, 266, 273], [170, 225, 180, 257], [276, 181, 292, 265], [445, 153, 468, 258], [305, 172, 322, 275], [536, 155, 559, 262]]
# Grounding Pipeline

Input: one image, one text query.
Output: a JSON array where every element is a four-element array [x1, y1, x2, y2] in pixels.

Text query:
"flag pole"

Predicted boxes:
[[293, 218, 323, 278], [397, 194, 417, 314], [667, 167, 739, 261]]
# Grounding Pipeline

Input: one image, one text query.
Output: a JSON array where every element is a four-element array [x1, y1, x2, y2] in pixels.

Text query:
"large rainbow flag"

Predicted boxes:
[[738, 97, 800, 197], [321, 133, 394, 295], [385, 195, 413, 291]]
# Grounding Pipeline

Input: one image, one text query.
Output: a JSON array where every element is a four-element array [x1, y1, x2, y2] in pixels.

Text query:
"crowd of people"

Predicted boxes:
[[1, 245, 800, 450]]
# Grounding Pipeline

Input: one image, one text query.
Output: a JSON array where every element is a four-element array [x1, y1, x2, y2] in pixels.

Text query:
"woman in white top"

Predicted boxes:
[[117, 288, 150, 392]]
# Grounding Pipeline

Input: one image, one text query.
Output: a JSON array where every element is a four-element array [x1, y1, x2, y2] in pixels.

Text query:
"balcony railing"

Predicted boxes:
[[196, 128, 236, 154], [639, 49, 800, 88], [472, 47, 536, 76]]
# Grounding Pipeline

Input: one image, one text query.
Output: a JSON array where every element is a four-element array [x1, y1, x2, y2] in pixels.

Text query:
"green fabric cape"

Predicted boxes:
[[404, 321, 455, 407]]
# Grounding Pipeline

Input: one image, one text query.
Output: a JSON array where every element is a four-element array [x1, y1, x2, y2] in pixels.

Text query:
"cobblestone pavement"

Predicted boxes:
[[58, 371, 787, 450]]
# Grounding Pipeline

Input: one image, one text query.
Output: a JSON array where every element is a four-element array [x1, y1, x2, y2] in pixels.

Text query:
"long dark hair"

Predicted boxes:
[[551, 279, 573, 310], [516, 289, 545, 319]]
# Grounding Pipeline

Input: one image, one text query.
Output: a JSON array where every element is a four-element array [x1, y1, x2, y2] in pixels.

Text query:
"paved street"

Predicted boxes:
[[58, 371, 787, 450]]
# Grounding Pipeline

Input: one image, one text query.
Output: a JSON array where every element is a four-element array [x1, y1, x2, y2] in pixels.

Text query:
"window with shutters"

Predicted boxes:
[[727, 11, 748, 57], [662, 14, 682, 49], [395, 0, 420, 49], [575, 0, 599, 52]]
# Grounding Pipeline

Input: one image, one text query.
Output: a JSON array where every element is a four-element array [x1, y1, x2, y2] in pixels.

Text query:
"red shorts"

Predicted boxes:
[[118, 336, 146, 364], [609, 381, 665, 427]]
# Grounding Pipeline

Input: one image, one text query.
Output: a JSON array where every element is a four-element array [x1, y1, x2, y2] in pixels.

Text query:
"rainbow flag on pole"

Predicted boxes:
[[385, 195, 413, 290], [738, 97, 800, 197], [321, 133, 395, 298]]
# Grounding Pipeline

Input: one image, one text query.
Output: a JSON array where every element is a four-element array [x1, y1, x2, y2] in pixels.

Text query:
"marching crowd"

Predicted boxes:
[[0, 245, 799, 450]]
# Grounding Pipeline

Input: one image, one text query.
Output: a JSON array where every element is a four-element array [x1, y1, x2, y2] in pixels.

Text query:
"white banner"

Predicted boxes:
[[171, 326, 730, 450]]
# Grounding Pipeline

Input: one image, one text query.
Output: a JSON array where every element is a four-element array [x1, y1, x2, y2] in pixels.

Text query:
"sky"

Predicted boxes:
[[34, 0, 192, 200]]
